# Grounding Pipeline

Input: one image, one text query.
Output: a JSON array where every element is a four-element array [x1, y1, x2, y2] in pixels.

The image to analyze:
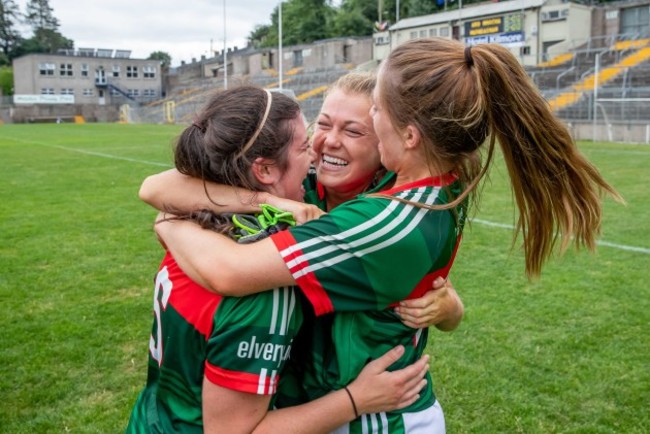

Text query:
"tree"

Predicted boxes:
[[148, 51, 172, 68], [332, 0, 375, 36], [248, 24, 271, 48], [262, 0, 335, 48], [0, 64, 13, 95], [24, 0, 58, 31], [19, 0, 72, 55], [16, 27, 72, 56], [0, 0, 23, 64]]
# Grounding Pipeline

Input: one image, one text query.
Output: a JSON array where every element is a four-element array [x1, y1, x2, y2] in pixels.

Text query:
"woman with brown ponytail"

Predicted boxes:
[[373, 37, 621, 278], [154, 38, 619, 433]]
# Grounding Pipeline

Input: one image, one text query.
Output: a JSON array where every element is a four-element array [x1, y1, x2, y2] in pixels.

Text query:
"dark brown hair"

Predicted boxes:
[[171, 86, 302, 232], [377, 38, 622, 277]]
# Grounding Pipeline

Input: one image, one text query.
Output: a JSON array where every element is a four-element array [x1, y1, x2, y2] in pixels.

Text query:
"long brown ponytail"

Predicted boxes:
[[380, 38, 622, 277]]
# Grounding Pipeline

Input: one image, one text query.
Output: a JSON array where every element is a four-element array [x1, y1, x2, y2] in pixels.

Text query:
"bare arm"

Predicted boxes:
[[203, 379, 271, 434], [140, 169, 324, 224], [394, 278, 464, 331], [252, 345, 429, 434], [139, 169, 265, 214], [202, 346, 428, 434], [156, 215, 295, 296]]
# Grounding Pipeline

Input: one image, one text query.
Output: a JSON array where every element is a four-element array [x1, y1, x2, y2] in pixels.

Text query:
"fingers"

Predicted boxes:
[[397, 312, 434, 329], [365, 345, 405, 372], [390, 355, 430, 409], [431, 276, 447, 290]]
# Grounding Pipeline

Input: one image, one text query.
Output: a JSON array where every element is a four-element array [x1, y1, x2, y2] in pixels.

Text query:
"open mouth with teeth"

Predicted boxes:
[[321, 154, 349, 168]]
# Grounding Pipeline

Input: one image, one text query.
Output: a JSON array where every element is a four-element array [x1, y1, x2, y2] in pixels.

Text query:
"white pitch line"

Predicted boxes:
[[6, 137, 172, 168], [471, 218, 650, 255]]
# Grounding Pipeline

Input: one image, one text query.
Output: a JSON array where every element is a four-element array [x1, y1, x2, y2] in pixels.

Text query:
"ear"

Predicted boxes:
[[251, 157, 281, 187], [402, 124, 421, 150]]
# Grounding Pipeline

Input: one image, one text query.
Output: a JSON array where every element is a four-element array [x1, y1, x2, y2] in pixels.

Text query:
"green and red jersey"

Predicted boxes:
[[273, 174, 465, 417], [126, 252, 302, 433]]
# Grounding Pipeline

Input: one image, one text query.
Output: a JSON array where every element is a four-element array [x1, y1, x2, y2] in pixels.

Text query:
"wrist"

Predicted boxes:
[[343, 386, 359, 419]]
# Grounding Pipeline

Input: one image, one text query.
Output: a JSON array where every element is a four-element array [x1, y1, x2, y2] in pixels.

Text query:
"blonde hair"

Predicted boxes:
[[378, 38, 622, 278], [326, 71, 376, 99]]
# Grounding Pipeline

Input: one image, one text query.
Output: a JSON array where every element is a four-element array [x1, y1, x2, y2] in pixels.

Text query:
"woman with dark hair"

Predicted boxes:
[[154, 38, 620, 432], [127, 86, 428, 434]]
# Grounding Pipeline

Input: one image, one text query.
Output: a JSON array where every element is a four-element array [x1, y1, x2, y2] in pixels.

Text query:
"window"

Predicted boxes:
[[429, 28, 438, 37], [60, 88, 74, 95], [439, 27, 450, 37], [81, 64, 89, 77], [110, 88, 121, 96], [83, 88, 94, 96], [520, 46, 531, 56], [419, 30, 427, 38], [38, 63, 55, 76], [127, 89, 140, 97], [410, 31, 418, 39], [143, 89, 157, 97], [60, 63, 73, 76], [143, 66, 156, 78], [112, 65, 120, 78], [126, 66, 138, 78], [40, 88, 55, 95]]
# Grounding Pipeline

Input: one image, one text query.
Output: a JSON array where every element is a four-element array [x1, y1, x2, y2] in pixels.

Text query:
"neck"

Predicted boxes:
[[325, 177, 375, 210], [393, 155, 451, 188]]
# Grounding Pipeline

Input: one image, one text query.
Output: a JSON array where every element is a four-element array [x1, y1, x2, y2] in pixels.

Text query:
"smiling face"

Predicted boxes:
[[267, 114, 312, 202], [311, 89, 382, 202]]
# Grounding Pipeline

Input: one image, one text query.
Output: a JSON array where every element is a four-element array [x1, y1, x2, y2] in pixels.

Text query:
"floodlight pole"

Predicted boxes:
[[592, 53, 600, 141], [223, 0, 228, 90], [279, 1, 283, 89]]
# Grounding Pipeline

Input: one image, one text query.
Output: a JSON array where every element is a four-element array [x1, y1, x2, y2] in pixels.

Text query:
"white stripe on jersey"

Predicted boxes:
[[292, 188, 440, 279], [269, 287, 295, 336], [284, 288, 296, 336], [286, 188, 432, 270], [380, 412, 389, 434], [269, 289, 279, 334], [414, 328, 423, 346], [279, 190, 409, 260], [279, 287, 289, 336], [269, 369, 277, 394], [257, 368, 267, 394]]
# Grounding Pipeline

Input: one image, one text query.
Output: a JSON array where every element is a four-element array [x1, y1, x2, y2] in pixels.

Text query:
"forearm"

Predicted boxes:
[[140, 169, 267, 213], [434, 292, 464, 332], [156, 218, 295, 296], [252, 389, 356, 434]]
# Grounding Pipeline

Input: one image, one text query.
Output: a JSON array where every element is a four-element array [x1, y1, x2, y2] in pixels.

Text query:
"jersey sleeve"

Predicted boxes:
[[204, 287, 302, 395], [270, 196, 459, 316]]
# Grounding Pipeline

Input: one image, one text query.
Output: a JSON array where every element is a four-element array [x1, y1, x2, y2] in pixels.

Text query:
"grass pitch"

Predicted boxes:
[[1, 123, 648, 433]]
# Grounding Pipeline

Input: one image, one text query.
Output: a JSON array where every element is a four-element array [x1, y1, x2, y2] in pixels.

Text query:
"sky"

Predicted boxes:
[[15, 0, 291, 66]]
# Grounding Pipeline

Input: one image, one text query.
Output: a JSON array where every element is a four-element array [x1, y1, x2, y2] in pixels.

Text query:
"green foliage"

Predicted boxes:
[[0, 0, 23, 59], [24, 0, 59, 31], [0, 64, 13, 94], [262, 0, 336, 48], [17, 27, 72, 55], [148, 51, 172, 68], [0, 125, 648, 432]]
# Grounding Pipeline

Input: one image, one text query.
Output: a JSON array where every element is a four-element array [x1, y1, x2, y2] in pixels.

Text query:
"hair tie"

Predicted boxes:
[[464, 45, 474, 68], [237, 89, 273, 158]]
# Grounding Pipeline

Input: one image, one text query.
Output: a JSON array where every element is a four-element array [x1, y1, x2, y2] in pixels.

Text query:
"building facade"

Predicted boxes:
[[373, 0, 649, 66], [13, 48, 163, 107]]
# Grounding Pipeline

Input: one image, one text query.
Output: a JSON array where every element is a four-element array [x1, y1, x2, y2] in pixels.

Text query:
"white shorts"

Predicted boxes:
[[330, 400, 445, 434]]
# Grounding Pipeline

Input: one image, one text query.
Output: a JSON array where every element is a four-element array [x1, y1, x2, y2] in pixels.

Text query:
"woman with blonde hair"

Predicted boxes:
[[150, 34, 622, 430]]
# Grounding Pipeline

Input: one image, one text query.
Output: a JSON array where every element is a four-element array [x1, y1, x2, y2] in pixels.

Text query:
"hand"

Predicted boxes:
[[263, 195, 325, 225], [394, 277, 464, 330], [154, 211, 178, 249], [346, 345, 429, 416]]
